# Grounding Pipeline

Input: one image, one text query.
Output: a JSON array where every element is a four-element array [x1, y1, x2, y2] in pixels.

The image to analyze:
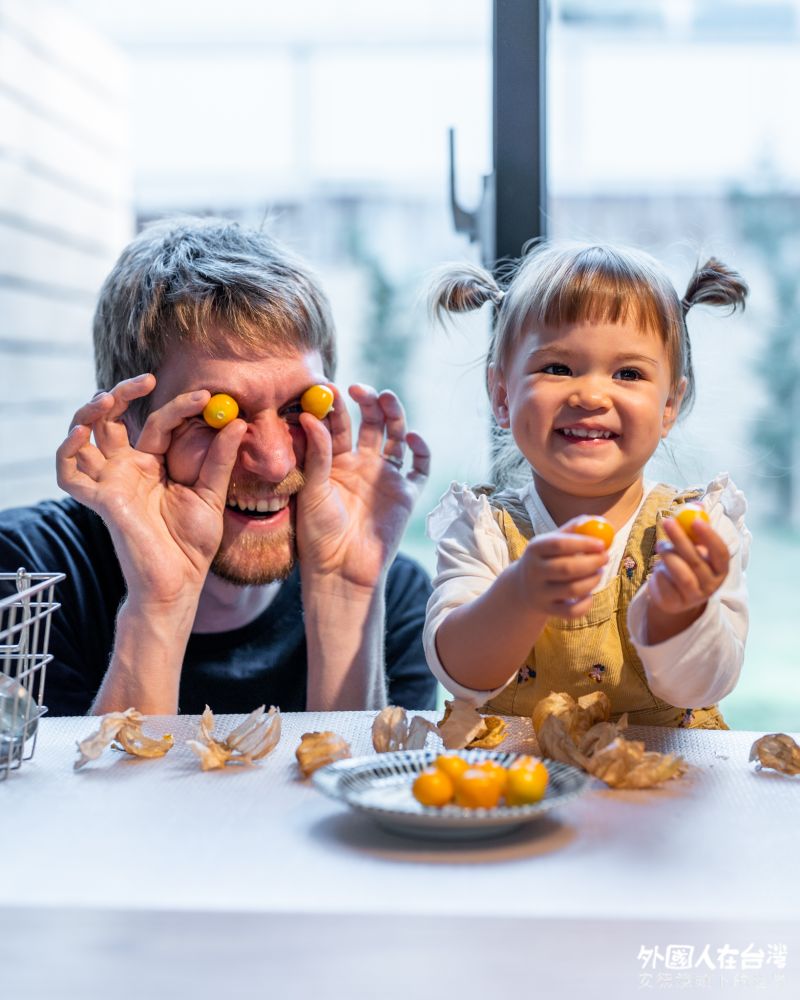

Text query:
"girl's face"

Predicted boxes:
[[490, 319, 685, 504]]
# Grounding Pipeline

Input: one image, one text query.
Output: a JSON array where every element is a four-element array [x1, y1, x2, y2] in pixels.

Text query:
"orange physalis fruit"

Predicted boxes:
[[412, 768, 454, 807], [569, 515, 615, 550], [475, 759, 509, 796], [300, 384, 334, 420], [674, 503, 710, 542], [203, 393, 239, 429], [505, 761, 549, 805], [453, 768, 504, 809], [434, 754, 470, 782]]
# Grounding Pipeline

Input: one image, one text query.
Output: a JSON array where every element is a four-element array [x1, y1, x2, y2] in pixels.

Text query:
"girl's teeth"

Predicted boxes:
[[563, 428, 612, 439]]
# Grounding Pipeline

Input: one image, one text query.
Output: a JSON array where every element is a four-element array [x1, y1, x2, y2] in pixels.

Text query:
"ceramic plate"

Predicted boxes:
[[313, 748, 589, 840]]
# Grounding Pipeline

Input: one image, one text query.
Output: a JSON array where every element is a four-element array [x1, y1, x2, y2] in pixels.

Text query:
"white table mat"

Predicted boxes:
[[2, 713, 798, 925]]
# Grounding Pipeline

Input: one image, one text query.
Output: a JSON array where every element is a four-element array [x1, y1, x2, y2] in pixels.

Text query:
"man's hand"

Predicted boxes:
[[645, 515, 730, 643], [296, 383, 429, 711], [296, 383, 430, 591], [56, 375, 246, 606], [514, 521, 610, 619]]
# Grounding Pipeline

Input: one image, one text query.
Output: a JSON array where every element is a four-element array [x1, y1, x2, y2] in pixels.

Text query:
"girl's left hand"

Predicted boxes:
[[647, 515, 730, 617]]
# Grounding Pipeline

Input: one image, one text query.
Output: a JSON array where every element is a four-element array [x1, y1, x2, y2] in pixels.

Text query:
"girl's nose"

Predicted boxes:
[[568, 379, 611, 411], [236, 411, 298, 484]]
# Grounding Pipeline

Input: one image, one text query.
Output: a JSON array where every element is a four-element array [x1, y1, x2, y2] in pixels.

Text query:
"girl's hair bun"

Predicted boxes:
[[682, 258, 748, 316], [427, 262, 504, 322]]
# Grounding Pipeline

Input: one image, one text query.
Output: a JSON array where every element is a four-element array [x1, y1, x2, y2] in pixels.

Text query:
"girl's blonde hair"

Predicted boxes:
[[428, 242, 748, 417]]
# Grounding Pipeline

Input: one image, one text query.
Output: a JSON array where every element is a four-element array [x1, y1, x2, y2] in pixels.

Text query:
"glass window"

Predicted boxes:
[[549, 0, 800, 729]]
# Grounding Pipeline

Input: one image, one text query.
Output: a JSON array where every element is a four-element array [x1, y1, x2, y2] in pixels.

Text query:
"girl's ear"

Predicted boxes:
[[488, 363, 510, 428], [661, 377, 687, 437]]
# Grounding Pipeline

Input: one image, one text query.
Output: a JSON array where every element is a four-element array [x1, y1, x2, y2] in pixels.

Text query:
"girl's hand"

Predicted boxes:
[[646, 515, 730, 622], [516, 522, 609, 619]]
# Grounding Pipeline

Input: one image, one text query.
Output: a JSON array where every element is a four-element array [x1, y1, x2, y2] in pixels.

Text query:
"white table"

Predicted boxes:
[[1, 713, 798, 999]]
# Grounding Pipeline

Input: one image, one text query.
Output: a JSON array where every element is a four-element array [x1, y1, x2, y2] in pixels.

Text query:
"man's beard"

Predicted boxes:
[[211, 470, 304, 586]]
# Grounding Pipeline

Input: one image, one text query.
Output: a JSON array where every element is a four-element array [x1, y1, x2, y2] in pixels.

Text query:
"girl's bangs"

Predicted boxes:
[[532, 258, 667, 338]]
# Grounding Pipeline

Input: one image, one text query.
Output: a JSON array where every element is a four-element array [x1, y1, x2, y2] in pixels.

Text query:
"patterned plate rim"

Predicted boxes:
[[313, 748, 589, 825]]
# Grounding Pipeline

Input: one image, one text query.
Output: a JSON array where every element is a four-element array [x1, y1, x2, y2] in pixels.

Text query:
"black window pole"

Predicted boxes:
[[492, 0, 548, 272]]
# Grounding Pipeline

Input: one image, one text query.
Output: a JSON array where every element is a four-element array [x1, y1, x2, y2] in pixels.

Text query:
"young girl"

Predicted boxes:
[[424, 243, 749, 728]]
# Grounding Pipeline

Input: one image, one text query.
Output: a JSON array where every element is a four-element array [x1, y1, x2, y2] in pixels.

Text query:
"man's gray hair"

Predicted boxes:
[[93, 216, 336, 421]]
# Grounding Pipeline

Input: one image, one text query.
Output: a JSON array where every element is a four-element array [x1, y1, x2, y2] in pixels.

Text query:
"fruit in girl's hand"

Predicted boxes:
[[453, 768, 504, 809], [434, 753, 470, 782], [412, 767, 455, 807], [674, 503, 710, 542], [203, 393, 239, 429], [300, 384, 334, 420], [505, 760, 549, 805], [569, 515, 615, 550]]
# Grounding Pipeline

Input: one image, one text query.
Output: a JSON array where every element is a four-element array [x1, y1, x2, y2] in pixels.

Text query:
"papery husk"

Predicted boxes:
[[532, 691, 685, 789], [749, 733, 800, 776], [437, 699, 507, 750], [588, 737, 686, 789], [186, 704, 281, 771], [75, 708, 173, 769], [296, 730, 351, 776], [371, 707, 437, 753], [532, 690, 612, 743]]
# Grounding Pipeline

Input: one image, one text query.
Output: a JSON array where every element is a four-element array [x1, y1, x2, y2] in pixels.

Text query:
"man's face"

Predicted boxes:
[[143, 331, 327, 585]]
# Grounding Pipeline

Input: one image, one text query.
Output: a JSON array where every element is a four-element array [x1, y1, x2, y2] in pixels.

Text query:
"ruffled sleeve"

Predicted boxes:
[[423, 483, 517, 704], [627, 473, 750, 708]]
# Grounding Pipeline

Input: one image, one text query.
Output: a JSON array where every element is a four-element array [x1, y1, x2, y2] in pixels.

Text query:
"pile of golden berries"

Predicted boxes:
[[411, 754, 549, 809]]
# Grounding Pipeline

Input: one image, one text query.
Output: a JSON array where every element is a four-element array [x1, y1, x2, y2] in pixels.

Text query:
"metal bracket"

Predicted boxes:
[[448, 127, 495, 267]]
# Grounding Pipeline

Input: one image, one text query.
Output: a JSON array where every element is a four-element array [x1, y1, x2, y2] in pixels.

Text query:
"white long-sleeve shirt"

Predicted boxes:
[[423, 475, 750, 710]]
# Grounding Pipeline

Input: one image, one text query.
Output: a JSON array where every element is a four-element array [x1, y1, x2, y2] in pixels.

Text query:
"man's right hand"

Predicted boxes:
[[57, 374, 246, 607], [56, 375, 246, 714]]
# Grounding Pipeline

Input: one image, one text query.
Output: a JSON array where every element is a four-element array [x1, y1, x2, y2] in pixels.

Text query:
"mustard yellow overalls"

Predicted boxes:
[[477, 483, 728, 729]]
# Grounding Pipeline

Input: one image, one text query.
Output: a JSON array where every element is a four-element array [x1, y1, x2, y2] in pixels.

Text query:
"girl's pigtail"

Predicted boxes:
[[427, 263, 504, 323], [681, 258, 749, 317]]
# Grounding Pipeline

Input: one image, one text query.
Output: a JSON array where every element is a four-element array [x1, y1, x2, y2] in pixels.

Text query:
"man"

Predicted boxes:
[[0, 218, 436, 715]]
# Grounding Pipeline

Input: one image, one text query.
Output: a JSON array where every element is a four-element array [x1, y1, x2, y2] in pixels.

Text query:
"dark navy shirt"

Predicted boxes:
[[0, 498, 437, 715]]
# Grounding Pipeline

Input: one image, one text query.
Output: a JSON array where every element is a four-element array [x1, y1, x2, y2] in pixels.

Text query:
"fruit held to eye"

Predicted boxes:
[[674, 503, 710, 541], [203, 393, 239, 429], [569, 515, 615, 550], [300, 384, 334, 420]]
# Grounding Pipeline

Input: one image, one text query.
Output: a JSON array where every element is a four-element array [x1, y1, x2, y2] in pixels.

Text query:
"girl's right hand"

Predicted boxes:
[[515, 524, 609, 618], [56, 375, 247, 609]]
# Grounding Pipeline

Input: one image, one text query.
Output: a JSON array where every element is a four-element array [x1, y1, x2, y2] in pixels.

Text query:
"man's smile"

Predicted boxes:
[[226, 493, 292, 518]]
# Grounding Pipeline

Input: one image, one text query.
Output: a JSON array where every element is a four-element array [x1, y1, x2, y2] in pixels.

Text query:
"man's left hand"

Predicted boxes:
[[296, 383, 430, 590]]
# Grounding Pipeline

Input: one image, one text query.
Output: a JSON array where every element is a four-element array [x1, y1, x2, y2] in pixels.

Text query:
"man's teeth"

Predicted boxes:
[[227, 497, 290, 512], [561, 427, 614, 439]]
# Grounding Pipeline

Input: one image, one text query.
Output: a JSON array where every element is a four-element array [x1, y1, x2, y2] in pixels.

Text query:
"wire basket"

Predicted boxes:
[[0, 568, 65, 779]]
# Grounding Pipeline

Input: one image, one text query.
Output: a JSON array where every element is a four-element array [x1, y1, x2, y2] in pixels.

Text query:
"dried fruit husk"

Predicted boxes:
[[532, 691, 685, 789], [588, 737, 686, 789], [186, 704, 281, 771], [372, 706, 437, 752], [437, 699, 507, 750], [296, 731, 351, 776], [532, 690, 612, 743], [750, 733, 800, 776], [75, 708, 173, 769]]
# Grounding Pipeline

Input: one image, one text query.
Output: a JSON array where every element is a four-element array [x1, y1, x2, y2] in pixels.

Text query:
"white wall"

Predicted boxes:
[[0, 0, 133, 508]]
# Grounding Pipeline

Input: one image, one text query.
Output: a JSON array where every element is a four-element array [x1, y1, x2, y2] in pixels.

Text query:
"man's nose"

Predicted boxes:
[[568, 377, 612, 410], [236, 411, 297, 483]]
